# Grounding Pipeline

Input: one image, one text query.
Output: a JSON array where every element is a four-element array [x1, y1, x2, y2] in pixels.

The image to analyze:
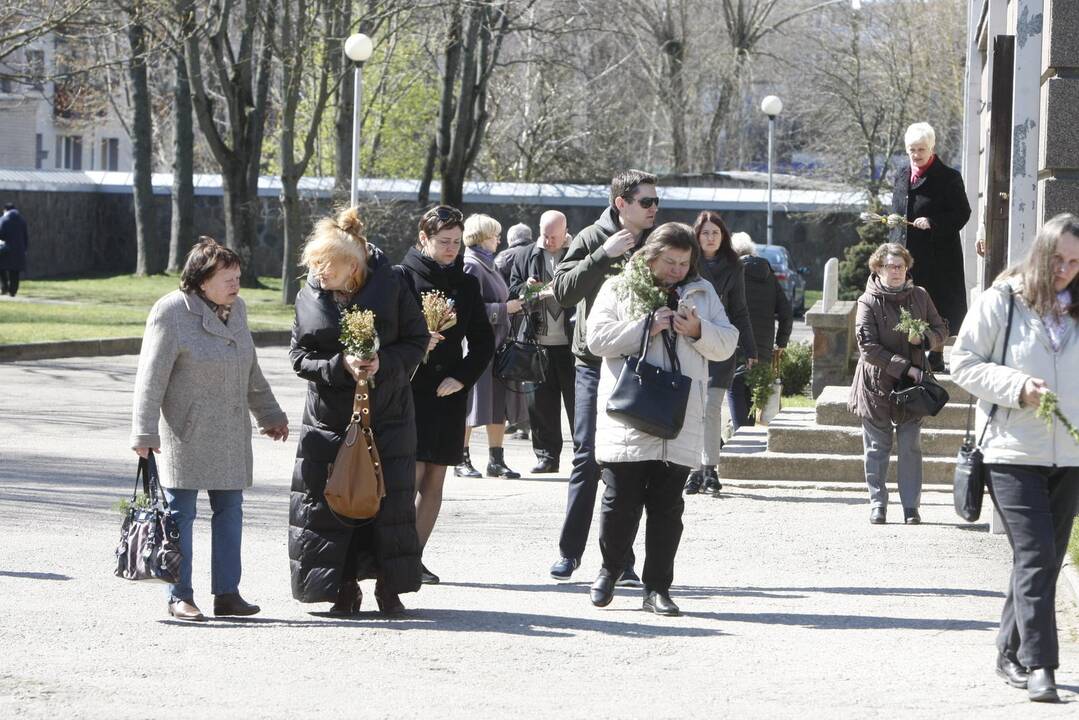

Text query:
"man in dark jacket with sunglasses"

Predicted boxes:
[[546, 169, 659, 584]]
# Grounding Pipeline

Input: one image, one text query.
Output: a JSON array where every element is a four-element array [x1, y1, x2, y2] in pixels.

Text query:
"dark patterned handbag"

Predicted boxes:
[[606, 311, 692, 440], [494, 314, 548, 385], [114, 454, 182, 583], [954, 288, 1015, 522]]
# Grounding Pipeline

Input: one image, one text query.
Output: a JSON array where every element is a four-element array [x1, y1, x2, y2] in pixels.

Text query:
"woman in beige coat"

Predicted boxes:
[[131, 238, 289, 622], [585, 222, 738, 616]]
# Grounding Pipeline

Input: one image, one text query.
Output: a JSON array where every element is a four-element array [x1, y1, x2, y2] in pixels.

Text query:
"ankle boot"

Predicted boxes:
[[486, 447, 520, 479], [454, 448, 481, 478]]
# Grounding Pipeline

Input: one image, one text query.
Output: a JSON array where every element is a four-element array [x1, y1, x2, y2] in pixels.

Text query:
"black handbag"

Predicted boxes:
[[114, 454, 183, 583], [953, 288, 1015, 522], [494, 315, 548, 385], [891, 371, 950, 420], [606, 312, 692, 440]]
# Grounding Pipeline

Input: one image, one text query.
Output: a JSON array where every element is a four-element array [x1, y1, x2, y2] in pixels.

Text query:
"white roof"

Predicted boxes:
[[0, 169, 869, 212]]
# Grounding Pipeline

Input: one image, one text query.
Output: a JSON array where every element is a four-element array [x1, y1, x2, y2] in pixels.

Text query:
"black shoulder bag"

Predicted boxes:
[[953, 288, 1015, 522], [493, 310, 548, 385], [889, 300, 950, 421], [606, 312, 692, 440], [114, 454, 183, 583]]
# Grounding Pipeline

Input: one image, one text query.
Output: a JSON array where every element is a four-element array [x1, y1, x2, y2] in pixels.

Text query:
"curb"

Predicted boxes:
[[0, 330, 292, 362]]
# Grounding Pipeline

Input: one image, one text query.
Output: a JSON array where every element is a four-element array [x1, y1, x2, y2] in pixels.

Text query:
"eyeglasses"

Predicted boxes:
[[627, 196, 660, 209], [883, 263, 907, 272], [424, 206, 463, 223]]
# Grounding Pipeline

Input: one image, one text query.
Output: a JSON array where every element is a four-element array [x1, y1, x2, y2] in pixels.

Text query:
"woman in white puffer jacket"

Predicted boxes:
[[584, 222, 738, 616], [950, 212, 1079, 703]]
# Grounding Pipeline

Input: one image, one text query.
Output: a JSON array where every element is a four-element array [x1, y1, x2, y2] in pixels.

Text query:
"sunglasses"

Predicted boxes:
[[626, 196, 660, 209], [424, 206, 463, 223]]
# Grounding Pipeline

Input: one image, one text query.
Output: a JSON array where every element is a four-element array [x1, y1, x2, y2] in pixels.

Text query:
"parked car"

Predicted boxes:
[[756, 244, 807, 316]]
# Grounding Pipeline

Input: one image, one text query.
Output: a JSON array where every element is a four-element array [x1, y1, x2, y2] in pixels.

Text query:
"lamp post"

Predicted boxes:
[[760, 94, 783, 246], [344, 33, 373, 209]]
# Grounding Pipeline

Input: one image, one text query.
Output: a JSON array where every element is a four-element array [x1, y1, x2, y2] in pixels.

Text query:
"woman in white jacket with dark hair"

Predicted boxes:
[[950, 212, 1079, 703], [585, 222, 738, 616]]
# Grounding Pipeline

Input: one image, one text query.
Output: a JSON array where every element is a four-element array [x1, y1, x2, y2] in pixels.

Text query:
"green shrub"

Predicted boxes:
[[838, 212, 888, 300], [779, 341, 812, 396]]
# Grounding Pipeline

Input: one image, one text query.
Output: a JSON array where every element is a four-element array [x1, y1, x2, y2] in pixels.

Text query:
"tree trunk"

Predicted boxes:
[[418, 136, 436, 207], [279, 180, 304, 304], [168, 43, 194, 273], [127, 12, 160, 276]]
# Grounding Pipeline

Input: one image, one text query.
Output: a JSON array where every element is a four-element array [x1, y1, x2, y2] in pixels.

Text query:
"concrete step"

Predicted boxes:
[[815, 385, 974, 430], [766, 408, 967, 455]]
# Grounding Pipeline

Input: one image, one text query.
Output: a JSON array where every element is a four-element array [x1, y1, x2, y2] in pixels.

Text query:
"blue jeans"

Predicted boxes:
[[162, 488, 244, 603]]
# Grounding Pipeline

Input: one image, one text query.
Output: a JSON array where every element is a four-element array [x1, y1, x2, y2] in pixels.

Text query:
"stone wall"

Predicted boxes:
[[1040, 0, 1079, 220], [5, 188, 859, 283]]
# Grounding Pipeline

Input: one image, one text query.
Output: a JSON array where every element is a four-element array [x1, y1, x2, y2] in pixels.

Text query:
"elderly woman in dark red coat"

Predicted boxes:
[[848, 243, 947, 526]]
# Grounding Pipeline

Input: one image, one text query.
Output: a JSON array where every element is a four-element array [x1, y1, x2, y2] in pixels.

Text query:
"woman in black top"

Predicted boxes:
[[687, 211, 757, 496], [397, 205, 495, 584]]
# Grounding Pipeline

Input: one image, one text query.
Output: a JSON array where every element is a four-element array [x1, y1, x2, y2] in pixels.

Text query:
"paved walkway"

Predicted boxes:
[[1, 349, 1076, 718]]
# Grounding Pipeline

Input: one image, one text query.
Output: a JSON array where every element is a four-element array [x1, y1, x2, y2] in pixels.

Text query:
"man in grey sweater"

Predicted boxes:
[[547, 169, 658, 582]]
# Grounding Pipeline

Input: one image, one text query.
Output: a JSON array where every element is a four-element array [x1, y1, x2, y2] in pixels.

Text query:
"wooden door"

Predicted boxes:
[[984, 35, 1013, 288]]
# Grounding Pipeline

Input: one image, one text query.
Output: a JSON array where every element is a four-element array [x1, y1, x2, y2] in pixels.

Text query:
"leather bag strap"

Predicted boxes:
[[352, 374, 373, 431], [971, 288, 1016, 447]]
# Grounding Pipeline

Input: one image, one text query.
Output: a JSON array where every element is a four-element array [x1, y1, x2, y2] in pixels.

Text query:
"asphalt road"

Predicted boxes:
[[1, 349, 1076, 718]]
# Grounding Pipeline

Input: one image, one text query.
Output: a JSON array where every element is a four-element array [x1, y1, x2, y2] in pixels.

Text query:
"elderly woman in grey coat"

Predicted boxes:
[[131, 238, 289, 622], [848, 243, 946, 526], [455, 213, 524, 479]]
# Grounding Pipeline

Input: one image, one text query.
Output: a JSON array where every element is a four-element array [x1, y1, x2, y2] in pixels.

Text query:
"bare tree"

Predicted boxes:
[[184, 0, 275, 286], [165, 0, 195, 273]]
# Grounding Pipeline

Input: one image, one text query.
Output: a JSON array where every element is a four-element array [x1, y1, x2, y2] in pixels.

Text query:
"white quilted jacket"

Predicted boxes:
[[950, 279, 1079, 467]]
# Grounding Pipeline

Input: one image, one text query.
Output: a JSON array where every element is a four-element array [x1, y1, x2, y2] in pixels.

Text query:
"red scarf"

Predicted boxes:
[[911, 154, 936, 184]]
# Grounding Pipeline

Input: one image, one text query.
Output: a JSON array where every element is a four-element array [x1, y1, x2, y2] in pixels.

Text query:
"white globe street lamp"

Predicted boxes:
[[760, 95, 783, 246], [345, 33, 373, 209]]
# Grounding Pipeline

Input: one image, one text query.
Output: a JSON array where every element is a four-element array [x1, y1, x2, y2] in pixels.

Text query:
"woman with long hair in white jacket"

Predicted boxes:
[[951, 212, 1079, 703]]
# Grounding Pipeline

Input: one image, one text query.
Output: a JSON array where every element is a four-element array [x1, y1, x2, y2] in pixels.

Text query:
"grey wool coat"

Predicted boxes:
[[464, 247, 512, 427], [130, 290, 287, 490]]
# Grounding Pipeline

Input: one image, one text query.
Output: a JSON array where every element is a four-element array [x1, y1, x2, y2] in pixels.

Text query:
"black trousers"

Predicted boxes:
[[0, 270, 19, 296], [987, 464, 1079, 669], [528, 344, 575, 463], [558, 362, 636, 568], [599, 460, 687, 593]]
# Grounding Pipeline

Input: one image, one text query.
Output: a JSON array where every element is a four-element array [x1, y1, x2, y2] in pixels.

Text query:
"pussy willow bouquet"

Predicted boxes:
[[613, 255, 668, 319], [860, 211, 914, 228], [420, 290, 457, 362], [340, 308, 380, 387], [521, 281, 550, 304], [894, 307, 929, 344], [1035, 391, 1079, 446]]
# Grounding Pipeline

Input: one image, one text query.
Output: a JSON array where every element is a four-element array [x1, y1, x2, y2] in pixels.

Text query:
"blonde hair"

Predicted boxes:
[[463, 213, 502, 248], [867, 243, 914, 274], [301, 207, 368, 292]]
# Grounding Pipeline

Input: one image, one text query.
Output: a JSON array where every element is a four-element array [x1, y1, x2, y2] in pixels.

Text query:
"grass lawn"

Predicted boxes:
[[781, 393, 815, 408], [0, 274, 294, 344], [1072, 523, 1079, 569], [804, 289, 822, 307]]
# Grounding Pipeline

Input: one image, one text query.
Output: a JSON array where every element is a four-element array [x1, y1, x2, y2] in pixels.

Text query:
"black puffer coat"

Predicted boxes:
[[739, 255, 793, 364], [397, 247, 495, 466], [890, 156, 971, 337], [288, 246, 428, 602], [701, 254, 756, 388]]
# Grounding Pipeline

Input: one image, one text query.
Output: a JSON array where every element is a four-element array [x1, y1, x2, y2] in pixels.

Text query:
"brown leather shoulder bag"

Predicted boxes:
[[325, 375, 385, 519]]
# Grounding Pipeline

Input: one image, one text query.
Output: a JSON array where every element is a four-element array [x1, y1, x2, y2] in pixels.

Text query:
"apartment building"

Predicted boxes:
[[0, 33, 131, 172]]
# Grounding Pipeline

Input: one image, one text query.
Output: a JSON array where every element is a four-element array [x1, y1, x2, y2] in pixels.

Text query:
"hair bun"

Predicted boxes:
[[336, 207, 366, 240]]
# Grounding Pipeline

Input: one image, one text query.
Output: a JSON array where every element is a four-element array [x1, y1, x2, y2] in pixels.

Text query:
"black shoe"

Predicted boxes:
[[420, 563, 440, 585], [684, 470, 702, 495], [454, 448, 481, 478], [531, 459, 559, 473], [486, 447, 520, 479], [213, 592, 261, 617], [550, 557, 579, 581], [1027, 667, 1059, 703], [590, 569, 618, 607], [643, 589, 680, 616], [995, 652, 1029, 689], [616, 567, 643, 588], [328, 580, 362, 617], [870, 507, 886, 524], [903, 508, 921, 525], [702, 467, 722, 495], [375, 579, 406, 616], [512, 429, 530, 440]]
